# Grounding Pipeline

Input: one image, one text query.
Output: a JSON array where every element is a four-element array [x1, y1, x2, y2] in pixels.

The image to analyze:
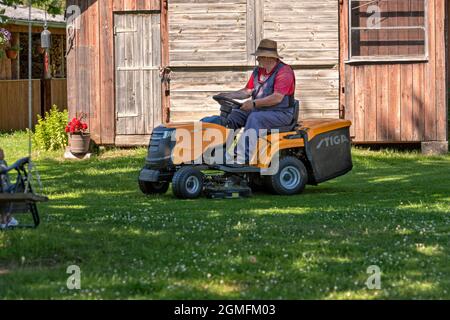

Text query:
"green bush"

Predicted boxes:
[[33, 105, 69, 151]]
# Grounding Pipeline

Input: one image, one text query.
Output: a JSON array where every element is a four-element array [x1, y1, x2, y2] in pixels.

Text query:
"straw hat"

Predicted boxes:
[[251, 39, 283, 59]]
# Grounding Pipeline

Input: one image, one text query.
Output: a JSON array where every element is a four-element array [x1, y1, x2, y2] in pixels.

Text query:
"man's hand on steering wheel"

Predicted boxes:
[[240, 100, 254, 112]]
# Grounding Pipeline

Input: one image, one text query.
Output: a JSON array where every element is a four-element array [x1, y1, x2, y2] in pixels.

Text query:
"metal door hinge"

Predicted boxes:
[[160, 67, 172, 96]]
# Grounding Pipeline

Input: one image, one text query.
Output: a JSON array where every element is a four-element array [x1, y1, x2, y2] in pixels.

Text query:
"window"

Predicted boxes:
[[349, 0, 427, 61]]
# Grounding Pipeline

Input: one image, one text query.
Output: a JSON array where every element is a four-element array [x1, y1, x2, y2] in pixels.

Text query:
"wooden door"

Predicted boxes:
[[114, 13, 162, 140]]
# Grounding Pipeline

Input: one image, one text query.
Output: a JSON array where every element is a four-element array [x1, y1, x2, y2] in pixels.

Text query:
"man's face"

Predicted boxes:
[[257, 56, 276, 70]]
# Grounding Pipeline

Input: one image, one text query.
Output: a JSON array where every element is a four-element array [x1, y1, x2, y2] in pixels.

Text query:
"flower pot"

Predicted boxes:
[[69, 133, 91, 154], [6, 49, 18, 60]]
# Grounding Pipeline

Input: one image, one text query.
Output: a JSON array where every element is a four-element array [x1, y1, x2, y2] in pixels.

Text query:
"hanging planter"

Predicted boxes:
[[5, 46, 19, 60], [6, 49, 17, 59], [0, 28, 11, 47], [0, 28, 11, 59]]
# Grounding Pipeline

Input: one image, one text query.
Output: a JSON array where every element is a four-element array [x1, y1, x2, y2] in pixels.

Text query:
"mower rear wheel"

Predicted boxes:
[[172, 166, 204, 199], [267, 156, 307, 195], [139, 180, 170, 195]]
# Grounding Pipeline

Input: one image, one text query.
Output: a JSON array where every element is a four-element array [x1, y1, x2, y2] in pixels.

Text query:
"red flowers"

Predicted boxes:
[[65, 113, 88, 134]]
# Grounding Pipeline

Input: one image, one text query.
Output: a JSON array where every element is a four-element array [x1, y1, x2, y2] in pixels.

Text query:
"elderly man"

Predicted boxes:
[[203, 39, 296, 164], [221, 39, 296, 134]]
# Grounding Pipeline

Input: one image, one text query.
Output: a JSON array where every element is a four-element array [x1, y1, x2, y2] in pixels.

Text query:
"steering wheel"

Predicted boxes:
[[213, 95, 243, 108]]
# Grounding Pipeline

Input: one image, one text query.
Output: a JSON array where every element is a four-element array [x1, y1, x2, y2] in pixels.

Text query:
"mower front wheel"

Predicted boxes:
[[172, 166, 204, 199], [139, 180, 170, 195]]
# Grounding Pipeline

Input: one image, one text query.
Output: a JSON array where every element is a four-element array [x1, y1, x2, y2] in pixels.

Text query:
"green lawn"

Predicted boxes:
[[0, 131, 449, 299]]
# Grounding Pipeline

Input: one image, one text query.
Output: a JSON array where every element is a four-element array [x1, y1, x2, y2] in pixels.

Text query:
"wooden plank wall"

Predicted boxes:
[[341, 0, 447, 143], [169, 0, 248, 67], [170, 68, 249, 121], [169, 0, 249, 122], [0, 80, 41, 131], [263, 0, 339, 119], [169, 0, 340, 122], [264, 0, 338, 66], [67, 0, 97, 141]]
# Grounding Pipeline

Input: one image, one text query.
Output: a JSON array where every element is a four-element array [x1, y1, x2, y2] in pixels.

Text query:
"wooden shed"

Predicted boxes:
[[66, 0, 448, 153]]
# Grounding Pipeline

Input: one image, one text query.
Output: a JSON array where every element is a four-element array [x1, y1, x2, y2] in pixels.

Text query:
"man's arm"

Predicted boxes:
[[253, 92, 285, 108], [240, 92, 284, 112]]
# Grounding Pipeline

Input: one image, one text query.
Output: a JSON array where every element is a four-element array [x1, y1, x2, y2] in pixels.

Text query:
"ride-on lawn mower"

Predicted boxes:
[[139, 95, 353, 199]]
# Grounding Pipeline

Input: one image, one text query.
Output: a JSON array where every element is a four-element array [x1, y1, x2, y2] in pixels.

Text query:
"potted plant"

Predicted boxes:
[[0, 28, 11, 59], [65, 113, 90, 155], [5, 44, 20, 60]]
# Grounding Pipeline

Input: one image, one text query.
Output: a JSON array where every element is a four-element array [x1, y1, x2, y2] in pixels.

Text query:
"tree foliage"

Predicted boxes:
[[0, 1, 65, 24]]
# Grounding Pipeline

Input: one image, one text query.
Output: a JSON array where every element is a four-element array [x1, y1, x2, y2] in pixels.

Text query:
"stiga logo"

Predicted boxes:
[[316, 135, 349, 149]]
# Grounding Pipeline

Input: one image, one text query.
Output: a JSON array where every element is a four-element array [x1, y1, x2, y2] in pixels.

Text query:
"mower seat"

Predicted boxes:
[[267, 100, 300, 134]]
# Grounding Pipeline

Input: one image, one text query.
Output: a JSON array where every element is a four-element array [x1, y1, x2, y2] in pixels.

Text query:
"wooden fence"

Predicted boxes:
[[0, 79, 67, 131], [43, 78, 69, 113]]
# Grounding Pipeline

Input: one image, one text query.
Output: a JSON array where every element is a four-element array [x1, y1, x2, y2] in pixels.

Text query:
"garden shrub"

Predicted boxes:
[[33, 105, 69, 151]]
